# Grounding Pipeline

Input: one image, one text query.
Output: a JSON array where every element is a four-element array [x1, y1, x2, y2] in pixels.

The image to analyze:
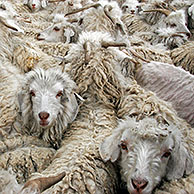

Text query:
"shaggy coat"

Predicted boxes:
[[12, 39, 63, 73], [0, 63, 23, 138], [170, 41, 194, 75]]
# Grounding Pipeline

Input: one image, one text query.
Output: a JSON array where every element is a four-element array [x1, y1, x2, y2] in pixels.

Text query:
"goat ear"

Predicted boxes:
[[63, 27, 75, 44], [166, 140, 194, 180], [74, 92, 84, 106], [17, 91, 24, 114], [67, 92, 84, 123], [99, 132, 121, 163], [23, 0, 29, 5], [41, 0, 48, 8]]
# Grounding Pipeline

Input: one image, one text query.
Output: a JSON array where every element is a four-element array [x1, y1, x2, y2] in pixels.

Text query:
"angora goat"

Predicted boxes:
[[23, 0, 48, 12], [14, 68, 82, 148], [100, 116, 193, 194], [100, 81, 194, 194]]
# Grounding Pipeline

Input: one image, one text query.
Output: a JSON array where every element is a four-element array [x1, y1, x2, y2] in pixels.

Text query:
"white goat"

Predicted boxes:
[[120, 0, 140, 14], [100, 116, 193, 194], [36, 20, 79, 43], [15, 68, 83, 148], [153, 9, 191, 49], [23, 0, 48, 12]]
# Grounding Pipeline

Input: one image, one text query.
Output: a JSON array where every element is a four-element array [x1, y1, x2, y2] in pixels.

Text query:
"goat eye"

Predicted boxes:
[[170, 23, 177, 28], [120, 142, 128, 151], [30, 90, 35, 97], [56, 91, 63, 98], [53, 26, 60, 31], [162, 151, 171, 158]]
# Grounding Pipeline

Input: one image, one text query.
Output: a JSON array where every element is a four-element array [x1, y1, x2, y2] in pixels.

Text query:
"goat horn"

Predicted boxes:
[[101, 41, 126, 48], [104, 5, 115, 24], [143, 9, 171, 16], [64, 3, 101, 17], [66, 18, 79, 23], [170, 33, 184, 38], [0, 16, 18, 31], [0, 4, 6, 10], [83, 41, 92, 64], [22, 172, 66, 193]]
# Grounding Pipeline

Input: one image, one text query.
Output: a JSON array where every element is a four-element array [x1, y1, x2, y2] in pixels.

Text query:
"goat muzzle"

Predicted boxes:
[[39, 112, 50, 126], [131, 178, 148, 193], [36, 33, 45, 41]]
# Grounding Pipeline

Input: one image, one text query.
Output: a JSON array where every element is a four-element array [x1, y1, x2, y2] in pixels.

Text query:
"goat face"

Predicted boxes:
[[100, 117, 194, 194], [36, 22, 77, 43], [23, 0, 47, 12], [29, 79, 65, 128], [121, 0, 140, 14], [154, 10, 191, 48], [18, 68, 82, 148]]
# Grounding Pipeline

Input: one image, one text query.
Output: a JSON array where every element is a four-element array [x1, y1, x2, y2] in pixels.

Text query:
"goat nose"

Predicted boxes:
[[131, 178, 148, 191], [186, 32, 191, 38], [36, 33, 41, 40], [131, 10, 135, 14], [32, 4, 36, 8], [39, 112, 49, 120]]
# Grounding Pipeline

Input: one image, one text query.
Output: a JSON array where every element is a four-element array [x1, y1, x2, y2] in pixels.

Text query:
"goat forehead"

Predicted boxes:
[[125, 134, 161, 149], [120, 123, 171, 141], [30, 79, 64, 93], [121, 129, 175, 159], [134, 141, 160, 165], [30, 0, 40, 4]]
